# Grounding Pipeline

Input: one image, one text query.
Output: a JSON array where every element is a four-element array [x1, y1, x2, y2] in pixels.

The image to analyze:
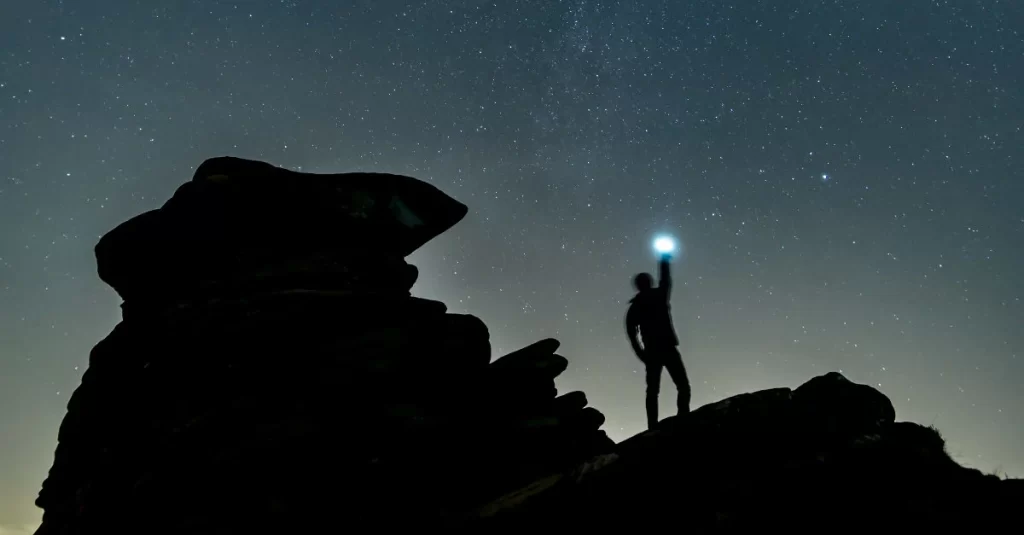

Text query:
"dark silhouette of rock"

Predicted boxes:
[[34, 157, 611, 535], [35, 156, 1020, 534], [95, 156, 467, 311], [475, 372, 1020, 533]]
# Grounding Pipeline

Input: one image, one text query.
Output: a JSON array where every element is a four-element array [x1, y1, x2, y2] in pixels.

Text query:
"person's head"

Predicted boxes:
[[633, 272, 653, 292]]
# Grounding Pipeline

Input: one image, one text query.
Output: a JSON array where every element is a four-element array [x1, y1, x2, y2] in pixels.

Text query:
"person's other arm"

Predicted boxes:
[[626, 305, 645, 360]]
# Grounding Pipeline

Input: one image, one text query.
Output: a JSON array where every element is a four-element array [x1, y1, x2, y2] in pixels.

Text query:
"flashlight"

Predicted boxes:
[[653, 235, 676, 255]]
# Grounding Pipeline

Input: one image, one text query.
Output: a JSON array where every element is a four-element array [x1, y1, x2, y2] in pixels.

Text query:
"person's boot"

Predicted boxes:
[[646, 397, 659, 430], [679, 378, 693, 415], [677, 392, 690, 416]]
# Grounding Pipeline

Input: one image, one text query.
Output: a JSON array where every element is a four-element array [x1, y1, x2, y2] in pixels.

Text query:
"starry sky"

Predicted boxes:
[[2, 0, 1023, 530]]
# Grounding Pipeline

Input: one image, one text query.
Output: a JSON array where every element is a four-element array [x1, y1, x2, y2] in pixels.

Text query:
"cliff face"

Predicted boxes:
[[36, 157, 1020, 534], [34, 157, 611, 534]]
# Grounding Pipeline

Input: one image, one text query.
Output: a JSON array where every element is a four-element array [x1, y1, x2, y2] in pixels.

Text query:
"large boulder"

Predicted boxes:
[[34, 158, 611, 535], [791, 371, 896, 441], [95, 156, 468, 307]]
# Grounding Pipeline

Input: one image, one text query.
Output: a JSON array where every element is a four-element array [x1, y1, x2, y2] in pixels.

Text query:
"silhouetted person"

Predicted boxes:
[[626, 253, 690, 429]]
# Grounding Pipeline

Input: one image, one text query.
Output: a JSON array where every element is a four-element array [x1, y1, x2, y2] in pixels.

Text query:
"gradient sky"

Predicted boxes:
[[2, 0, 1022, 531]]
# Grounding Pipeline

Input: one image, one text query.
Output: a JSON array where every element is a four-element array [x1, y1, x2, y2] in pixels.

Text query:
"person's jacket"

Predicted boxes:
[[626, 258, 679, 352]]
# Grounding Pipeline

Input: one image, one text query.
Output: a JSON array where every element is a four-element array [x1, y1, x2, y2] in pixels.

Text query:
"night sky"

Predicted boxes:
[[2, 0, 1023, 531]]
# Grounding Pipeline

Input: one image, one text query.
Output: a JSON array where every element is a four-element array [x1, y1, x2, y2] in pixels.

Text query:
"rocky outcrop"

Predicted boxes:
[[34, 157, 611, 534], [475, 372, 1019, 533]]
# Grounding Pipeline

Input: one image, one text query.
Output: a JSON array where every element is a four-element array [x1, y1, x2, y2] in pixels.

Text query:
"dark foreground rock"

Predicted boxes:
[[35, 157, 1020, 534], [475, 371, 1020, 533], [34, 157, 611, 534]]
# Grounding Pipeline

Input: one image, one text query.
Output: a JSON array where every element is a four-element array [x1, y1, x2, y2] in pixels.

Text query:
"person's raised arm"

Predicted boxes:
[[658, 253, 672, 299]]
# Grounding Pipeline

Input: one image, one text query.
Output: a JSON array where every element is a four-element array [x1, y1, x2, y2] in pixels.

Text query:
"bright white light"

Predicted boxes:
[[653, 235, 676, 254]]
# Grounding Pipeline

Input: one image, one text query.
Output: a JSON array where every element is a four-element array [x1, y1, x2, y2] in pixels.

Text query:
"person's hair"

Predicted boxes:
[[633, 272, 653, 291]]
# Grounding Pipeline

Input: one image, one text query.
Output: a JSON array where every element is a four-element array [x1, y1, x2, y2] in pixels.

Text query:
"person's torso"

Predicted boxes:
[[632, 288, 678, 346]]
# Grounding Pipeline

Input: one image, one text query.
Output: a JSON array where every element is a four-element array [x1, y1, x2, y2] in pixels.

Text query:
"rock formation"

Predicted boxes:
[[36, 157, 1020, 534], [34, 157, 611, 534], [476, 372, 1021, 533]]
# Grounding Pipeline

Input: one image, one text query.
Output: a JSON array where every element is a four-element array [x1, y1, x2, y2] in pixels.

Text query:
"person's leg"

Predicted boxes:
[[644, 362, 663, 429], [663, 347, 691, 414]]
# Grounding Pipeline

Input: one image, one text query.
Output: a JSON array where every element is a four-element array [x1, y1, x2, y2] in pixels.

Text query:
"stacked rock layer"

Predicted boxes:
[[35, 157, 611, 534]]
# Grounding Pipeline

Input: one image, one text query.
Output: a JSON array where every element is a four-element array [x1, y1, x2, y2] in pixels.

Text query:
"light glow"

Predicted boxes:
[[653, 235, 676, 254]]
